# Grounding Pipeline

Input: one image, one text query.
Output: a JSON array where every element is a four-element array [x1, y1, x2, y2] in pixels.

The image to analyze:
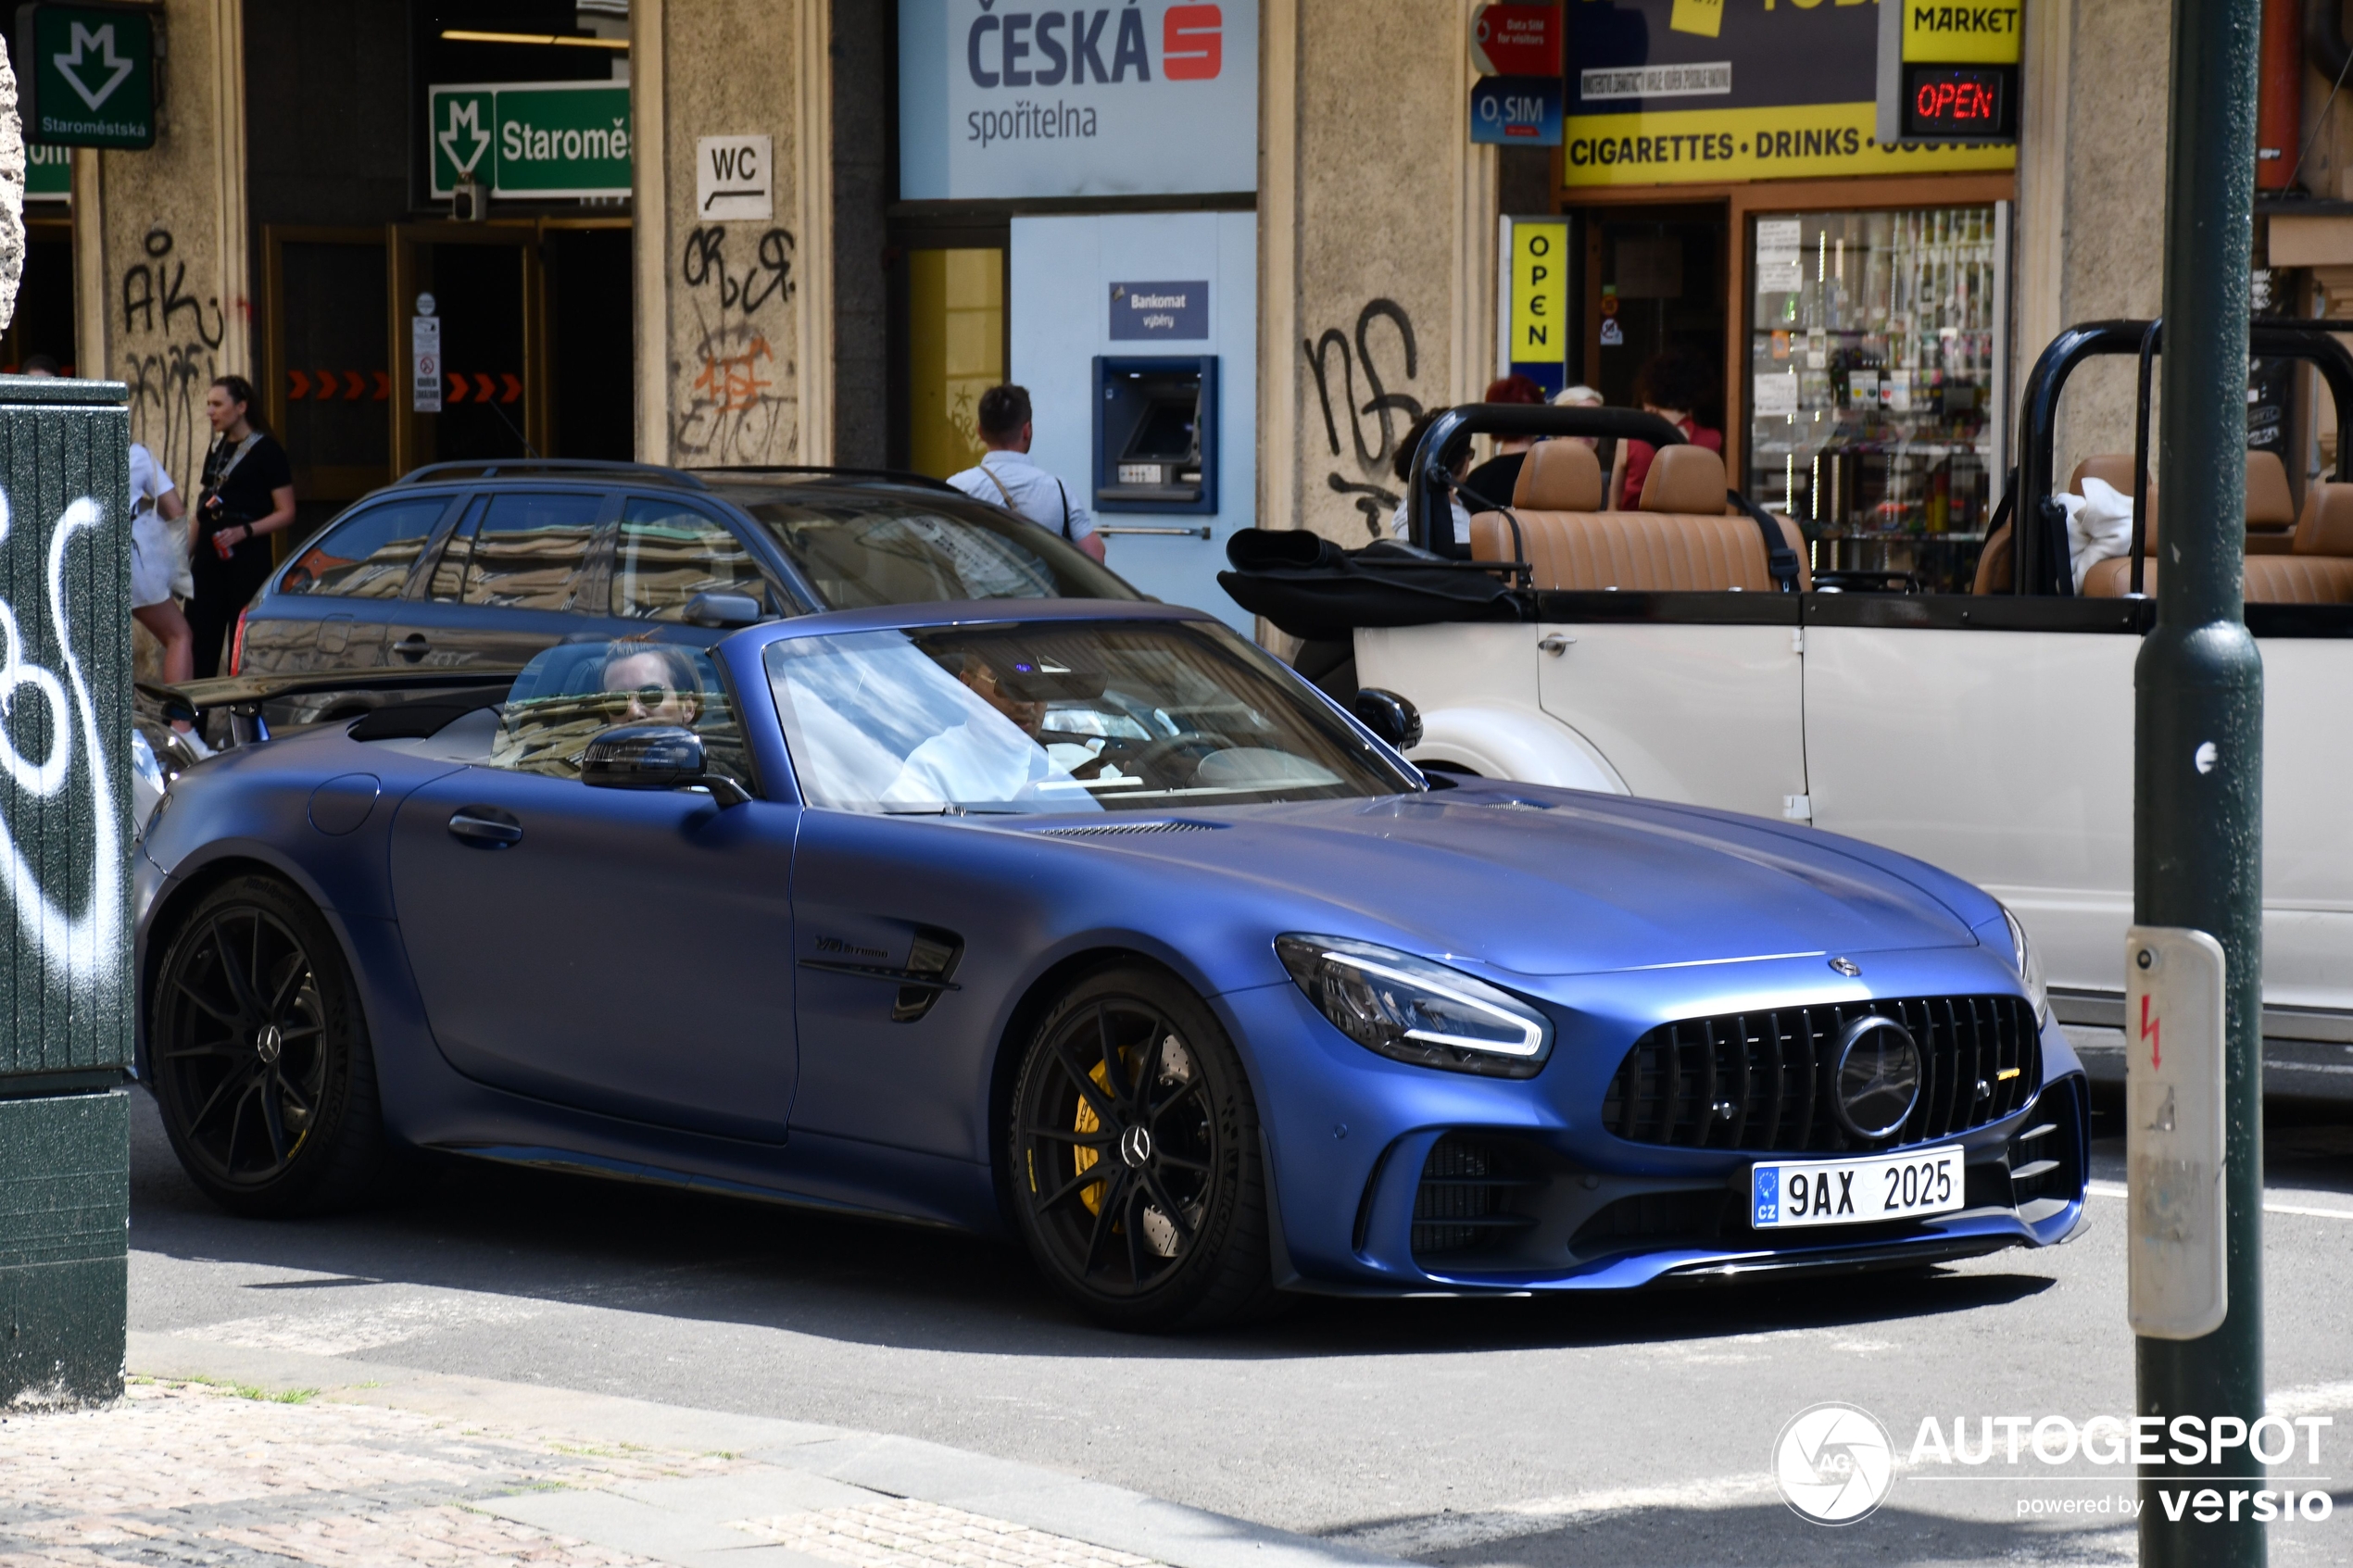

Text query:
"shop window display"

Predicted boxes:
[[1746, 206, 2001, 593]]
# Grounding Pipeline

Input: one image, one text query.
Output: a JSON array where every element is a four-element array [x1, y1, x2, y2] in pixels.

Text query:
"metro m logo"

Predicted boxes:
[[1164, 4, 1222, 80]]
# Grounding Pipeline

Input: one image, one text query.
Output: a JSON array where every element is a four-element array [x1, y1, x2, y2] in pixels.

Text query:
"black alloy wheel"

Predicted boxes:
[[150, 876, 388, 1216], [1009, 965, 1277, 1330]]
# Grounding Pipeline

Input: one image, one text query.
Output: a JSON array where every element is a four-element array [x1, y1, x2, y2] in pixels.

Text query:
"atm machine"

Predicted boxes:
[[1092, 356, 1217, 522]]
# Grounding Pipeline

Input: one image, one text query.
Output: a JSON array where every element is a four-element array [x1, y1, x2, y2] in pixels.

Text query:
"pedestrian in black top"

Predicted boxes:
[[187, 375, 296, 678]]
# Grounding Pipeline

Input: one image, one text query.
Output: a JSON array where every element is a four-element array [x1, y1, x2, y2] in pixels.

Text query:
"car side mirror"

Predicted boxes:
[[1352, 687, 1423, 751], [683, 591, 764, 629], [582, 724, 751, 806]]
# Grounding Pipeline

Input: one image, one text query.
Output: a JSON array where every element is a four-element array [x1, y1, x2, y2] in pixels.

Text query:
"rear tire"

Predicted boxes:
[[150, 875, 389, 1217], [1008, 964, 1277, 1331]]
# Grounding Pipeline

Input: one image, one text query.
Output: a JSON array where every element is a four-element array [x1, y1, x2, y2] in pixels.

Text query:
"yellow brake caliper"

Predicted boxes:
[[1073, 1059, 1114, 1213]]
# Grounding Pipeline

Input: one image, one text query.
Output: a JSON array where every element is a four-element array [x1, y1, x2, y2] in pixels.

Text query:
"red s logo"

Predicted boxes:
[[1164, 4, 1222, 81]]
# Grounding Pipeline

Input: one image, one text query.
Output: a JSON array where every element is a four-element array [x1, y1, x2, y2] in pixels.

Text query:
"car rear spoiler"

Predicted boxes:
[[138, 667, 524, 750]]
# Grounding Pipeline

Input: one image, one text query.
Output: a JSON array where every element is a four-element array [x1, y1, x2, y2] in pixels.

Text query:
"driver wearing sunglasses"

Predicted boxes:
[[602, 646, 704, 729]]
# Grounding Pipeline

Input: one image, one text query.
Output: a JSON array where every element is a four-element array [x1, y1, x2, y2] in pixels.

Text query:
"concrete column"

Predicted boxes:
[[70, 0, 253, 494], [2015, 0, 2171, 483], [1260, 0, 1496, 546], [633, 0, 828, 469]]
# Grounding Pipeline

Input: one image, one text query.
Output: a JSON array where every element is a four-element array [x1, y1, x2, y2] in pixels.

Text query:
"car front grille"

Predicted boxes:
[[1409, 1135, 1540, 1260], [1600, 995, 2041, 1154]]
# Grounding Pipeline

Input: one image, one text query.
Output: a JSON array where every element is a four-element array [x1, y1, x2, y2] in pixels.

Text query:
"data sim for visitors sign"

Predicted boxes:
[[429, 82, 633, 200], [16, 3, 157, 149]]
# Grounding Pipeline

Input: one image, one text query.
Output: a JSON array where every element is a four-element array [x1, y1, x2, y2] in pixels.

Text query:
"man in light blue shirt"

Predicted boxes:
[[946, 384, 1108, 563]]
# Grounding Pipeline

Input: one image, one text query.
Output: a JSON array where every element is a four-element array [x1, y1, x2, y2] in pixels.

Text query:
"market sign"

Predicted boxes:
[[1561, 0, 2013, 188], [25, 142, 69, 199], [428, 82, 632, 200], [1878, 0, 2021, 146], [16, 2, 156, 149]]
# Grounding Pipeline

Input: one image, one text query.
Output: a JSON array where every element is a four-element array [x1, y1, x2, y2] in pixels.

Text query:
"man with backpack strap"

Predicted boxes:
[[947, 383, 1108, 563]]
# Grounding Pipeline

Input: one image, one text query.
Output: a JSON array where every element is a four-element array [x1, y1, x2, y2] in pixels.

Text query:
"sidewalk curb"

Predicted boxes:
[[128, 1332, 1407, 1568]]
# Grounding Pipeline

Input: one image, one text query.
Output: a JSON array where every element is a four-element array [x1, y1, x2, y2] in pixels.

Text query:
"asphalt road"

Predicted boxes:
[[129, 1088, 2353, 1568]]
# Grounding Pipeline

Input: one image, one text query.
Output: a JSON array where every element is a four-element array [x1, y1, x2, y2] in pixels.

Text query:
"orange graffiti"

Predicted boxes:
[[693, 334, 774, 412]]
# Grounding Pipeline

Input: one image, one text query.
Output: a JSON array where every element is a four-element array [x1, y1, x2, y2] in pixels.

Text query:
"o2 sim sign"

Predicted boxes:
[[963, 4, 1223, 88]]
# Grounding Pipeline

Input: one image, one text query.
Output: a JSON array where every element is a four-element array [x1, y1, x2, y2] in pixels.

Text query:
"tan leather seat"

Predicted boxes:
[[1985, 452, 2301, 594], [1512, 439, 1604, 509], [2246, 450, 2297, 553], [2083, 472, 2353, 602], [1468, 440, 1808, 592]]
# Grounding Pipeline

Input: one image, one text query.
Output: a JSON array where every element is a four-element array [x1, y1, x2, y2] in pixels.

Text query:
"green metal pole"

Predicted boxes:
[[2139, 0, 2266, 1562]]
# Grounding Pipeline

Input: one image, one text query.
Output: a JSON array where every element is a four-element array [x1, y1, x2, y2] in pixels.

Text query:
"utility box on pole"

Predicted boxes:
[[0, 373, 132, 1408]]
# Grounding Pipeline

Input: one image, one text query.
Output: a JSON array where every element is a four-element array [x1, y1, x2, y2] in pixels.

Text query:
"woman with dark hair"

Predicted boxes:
[[1612, 345, 1723, 510], [187, 374, 297, 677], [1385, 408, 1474, 546]]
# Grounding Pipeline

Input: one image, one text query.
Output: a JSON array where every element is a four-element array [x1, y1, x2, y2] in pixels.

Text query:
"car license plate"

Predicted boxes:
[[1750, 1146, 1964, 1230]]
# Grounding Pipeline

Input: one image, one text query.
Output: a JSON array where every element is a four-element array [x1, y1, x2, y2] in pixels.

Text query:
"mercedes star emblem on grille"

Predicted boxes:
[[1831, 1015, 1923, 1140]]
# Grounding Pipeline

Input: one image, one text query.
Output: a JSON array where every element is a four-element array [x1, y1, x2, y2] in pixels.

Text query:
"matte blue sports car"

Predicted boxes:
[[134, 600, 2089, 1330]]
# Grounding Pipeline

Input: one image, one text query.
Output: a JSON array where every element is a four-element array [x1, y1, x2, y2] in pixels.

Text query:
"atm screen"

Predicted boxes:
[[1128, 399, 1198, 459]]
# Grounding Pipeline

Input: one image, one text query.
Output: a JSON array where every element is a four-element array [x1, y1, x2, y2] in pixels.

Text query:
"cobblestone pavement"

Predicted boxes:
[[0, 1381, 1166, 1568]]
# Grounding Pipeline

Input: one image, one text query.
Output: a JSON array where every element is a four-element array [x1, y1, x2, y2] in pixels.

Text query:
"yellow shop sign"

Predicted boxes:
[[1563, 100, 2015, 187]]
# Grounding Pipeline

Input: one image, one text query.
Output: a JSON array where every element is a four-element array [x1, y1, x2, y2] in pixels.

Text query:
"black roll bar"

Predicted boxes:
[[2013, 317, 2353, 594], [1403, 405, 1687, 556]]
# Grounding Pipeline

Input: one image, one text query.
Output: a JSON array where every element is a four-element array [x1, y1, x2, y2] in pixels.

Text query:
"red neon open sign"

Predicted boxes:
[[1902, 66, 2014, 139]]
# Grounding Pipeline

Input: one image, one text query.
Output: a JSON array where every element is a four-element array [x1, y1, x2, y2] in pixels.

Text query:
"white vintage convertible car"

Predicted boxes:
[[1227, 321, 2353, 1098]]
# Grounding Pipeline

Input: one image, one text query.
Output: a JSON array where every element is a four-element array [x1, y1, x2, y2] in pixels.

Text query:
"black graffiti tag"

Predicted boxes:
[[681, 226, 796, 316], [1302, 299, 1425, 538], [119, 228, 222, 491], [1303, 298, 1422, 470]]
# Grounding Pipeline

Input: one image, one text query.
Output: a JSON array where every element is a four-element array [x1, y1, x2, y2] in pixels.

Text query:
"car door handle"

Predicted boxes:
[[447, 807, 522, 848], [393, 633, 432, 662]]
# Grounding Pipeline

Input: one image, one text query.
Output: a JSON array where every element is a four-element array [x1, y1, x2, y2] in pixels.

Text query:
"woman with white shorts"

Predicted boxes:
[[128, 443, 194, 684]]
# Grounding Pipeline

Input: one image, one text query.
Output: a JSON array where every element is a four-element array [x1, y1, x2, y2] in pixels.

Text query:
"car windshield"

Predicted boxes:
[[763, 621, 1419, 814], [732, 492, 1137, 608]]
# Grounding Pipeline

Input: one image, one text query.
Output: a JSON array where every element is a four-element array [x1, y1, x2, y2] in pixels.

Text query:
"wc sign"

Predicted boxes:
[[697, 136, 774, 221]]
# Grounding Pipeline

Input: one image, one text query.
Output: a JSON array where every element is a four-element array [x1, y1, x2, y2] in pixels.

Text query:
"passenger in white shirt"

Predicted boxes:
[[946, 383, 1108, 564]]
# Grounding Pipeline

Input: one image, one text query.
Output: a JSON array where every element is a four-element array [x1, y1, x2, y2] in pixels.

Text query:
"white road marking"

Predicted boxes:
[[2086, 1179, 2353, 1221]]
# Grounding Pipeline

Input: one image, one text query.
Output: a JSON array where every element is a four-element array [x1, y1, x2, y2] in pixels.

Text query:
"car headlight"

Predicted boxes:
[[2000, 903, 2051, 1026], [132, 728, 169, 797], [1276, 935, 1554, 1078]]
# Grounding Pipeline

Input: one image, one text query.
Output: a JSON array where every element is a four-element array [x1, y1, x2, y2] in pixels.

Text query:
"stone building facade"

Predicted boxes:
[[24, 1, 2344, 621]]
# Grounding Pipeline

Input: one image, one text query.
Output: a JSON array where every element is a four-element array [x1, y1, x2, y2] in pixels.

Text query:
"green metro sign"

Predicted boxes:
[[14, 3, 156, 149], [428, 82, 632, 200]]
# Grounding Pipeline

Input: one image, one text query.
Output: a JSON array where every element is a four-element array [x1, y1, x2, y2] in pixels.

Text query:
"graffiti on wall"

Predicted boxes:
[[0, 493, 120, 983], [120, 227, 224, 493], [1302, 298, 1425, 539], [673, 225, 797, 465]]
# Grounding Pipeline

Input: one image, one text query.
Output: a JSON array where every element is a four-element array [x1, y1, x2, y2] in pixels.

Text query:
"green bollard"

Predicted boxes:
[[0, 374, 132, 1408], [2138, 0, 2267, 1563]]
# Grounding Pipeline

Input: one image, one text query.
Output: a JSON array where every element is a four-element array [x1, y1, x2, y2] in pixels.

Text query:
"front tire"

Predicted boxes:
[[1008, 965, 1276, 1331], [150, 875, 389, 1216]]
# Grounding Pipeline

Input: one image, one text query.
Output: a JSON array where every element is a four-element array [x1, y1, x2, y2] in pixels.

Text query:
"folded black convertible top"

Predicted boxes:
[[1217, 530, 1524, 644]]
